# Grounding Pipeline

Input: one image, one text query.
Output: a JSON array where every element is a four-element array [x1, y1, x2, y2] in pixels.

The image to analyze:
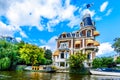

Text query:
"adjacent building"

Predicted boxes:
[[52, 13, 100, 69]]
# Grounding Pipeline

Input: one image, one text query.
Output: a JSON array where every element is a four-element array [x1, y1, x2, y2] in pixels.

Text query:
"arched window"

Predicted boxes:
[[87, 30, 91, 37], [87, 53, 91, 60], [80, 30, 86, 36], [76, 32, 79, 37], [61, 52, 64, 58], [80, 32, 82, 36], [63, 34, 66, 38]]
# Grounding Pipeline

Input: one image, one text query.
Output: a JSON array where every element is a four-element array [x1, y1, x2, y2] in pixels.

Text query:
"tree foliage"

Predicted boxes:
[[69, 51, 86, 69], [92, 57, 114, 68], [0, 39, 53, 70], [0, 40, 19, 70], [115, 57, 120, 64], [45, 49, 52, 60], [19, 44, 45, 65], [0, 57, 11, 70], [44, 49, 52, 65], [92, 58, 102, 68], [112, 38, 120, 54]]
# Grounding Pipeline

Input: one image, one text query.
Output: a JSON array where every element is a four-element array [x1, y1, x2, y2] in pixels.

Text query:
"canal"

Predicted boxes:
[[0, 71, 120, 80]]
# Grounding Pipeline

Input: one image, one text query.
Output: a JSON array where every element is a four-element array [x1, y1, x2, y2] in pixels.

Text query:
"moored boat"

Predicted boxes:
[[90, 68, 120, 76]]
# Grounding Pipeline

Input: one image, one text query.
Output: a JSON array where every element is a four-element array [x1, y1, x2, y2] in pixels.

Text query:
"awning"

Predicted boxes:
[[75, 41, 81, 44], [94, 41, 100, 46], [86, 39, 94, 44], [93, 31, 100, 36], [53, 50, 59, 56]]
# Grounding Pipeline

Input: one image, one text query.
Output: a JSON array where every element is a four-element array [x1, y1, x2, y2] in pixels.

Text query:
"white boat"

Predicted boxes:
[[91, 75, 120, 79], [90, 68, 120, 76]]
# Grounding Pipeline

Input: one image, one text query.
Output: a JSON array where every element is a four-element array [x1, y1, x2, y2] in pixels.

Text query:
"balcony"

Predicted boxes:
[[58, 47, 69, 50], [85, 46, 98, 50]]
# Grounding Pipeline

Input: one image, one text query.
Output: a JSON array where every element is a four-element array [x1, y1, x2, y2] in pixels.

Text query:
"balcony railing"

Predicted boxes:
[[58, 47, 69, 50], [84, 46, 97, 49]]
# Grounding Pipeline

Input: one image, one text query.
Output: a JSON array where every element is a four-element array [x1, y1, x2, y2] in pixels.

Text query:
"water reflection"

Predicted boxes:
[[0, 71, 120, 80]]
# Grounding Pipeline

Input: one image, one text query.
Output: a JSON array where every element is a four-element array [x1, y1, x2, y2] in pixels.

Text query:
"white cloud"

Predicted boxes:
[[0, 0, 23, 15], [96, 42, 116, 56], [95, 16, 102, 21], [100, 1, 108, 12], [0, 0, 80, 35], [0, 21, 18, 36], [40, 36, 57, 52], [39, 39, 47, 44], [81, 9, 96, 18], [67, 16, 80, 28], [0, 0, 112, 38], [16, 37, 22, 42], [105, 9, 112, 16], [19, 31, 28, 38]]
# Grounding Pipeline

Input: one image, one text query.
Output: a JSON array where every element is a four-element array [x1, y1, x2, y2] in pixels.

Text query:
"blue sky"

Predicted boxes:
[[0, 0, 120, 57]]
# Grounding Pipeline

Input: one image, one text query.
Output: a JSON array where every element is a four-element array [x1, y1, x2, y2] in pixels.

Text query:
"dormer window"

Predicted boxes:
[[63, 34, 66, 38], [67, 33, 71, 37], [72, 33, 75, 37], [76, 32, 79, 37], [62, 32, 66, 38], [87, 30, 91, 37]]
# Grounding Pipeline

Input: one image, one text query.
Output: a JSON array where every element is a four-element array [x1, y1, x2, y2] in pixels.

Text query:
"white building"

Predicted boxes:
[[52, 14, 100, 69]]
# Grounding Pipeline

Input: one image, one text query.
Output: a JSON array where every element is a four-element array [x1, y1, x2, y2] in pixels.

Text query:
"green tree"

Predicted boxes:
[[92, 57, 114, 68], [19, 44, 45, 65], [112, 38, 120, 55], [45, 49, 52, 60], [92, 58, 102, 68], [0, 57, 11, 70], [0, 40, 19, 70], [101, 57, 113, 67], [69, 51, 86, 69], [44, 49, 52, 65], [16, 41, 26, 65], [17, 41, 25, 49], [115, 57, 120, 64]]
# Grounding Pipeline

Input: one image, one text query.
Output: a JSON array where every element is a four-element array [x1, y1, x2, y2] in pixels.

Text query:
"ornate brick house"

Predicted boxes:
[[52, 13, 100, 69]]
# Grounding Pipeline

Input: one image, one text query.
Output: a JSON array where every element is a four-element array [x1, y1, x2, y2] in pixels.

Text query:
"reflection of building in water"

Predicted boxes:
[[52, 13, 100, 69]]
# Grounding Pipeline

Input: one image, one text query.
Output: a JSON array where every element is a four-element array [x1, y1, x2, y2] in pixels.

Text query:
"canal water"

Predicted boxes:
[[0, 71, 120, 80]]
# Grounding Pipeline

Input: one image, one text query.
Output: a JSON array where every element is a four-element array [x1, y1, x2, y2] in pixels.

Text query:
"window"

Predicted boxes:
[[87, 30, 91, 37], [75, 44, 80, 48], [87, 43, 93, 46], [87, 53, 91, 60], [67, 33, 71, 37], [66, 52, 69, 59], [72, 33, 75, 37], [80, 30, 85, 36], [60, 62, 65, 67], [66, 63, 68, 67], [61, 52, 64, 58], [80, 32, 82, 36], [60, 42, 69, 49], [63, 34, 66, 38], [76, 33, 79, 37]]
